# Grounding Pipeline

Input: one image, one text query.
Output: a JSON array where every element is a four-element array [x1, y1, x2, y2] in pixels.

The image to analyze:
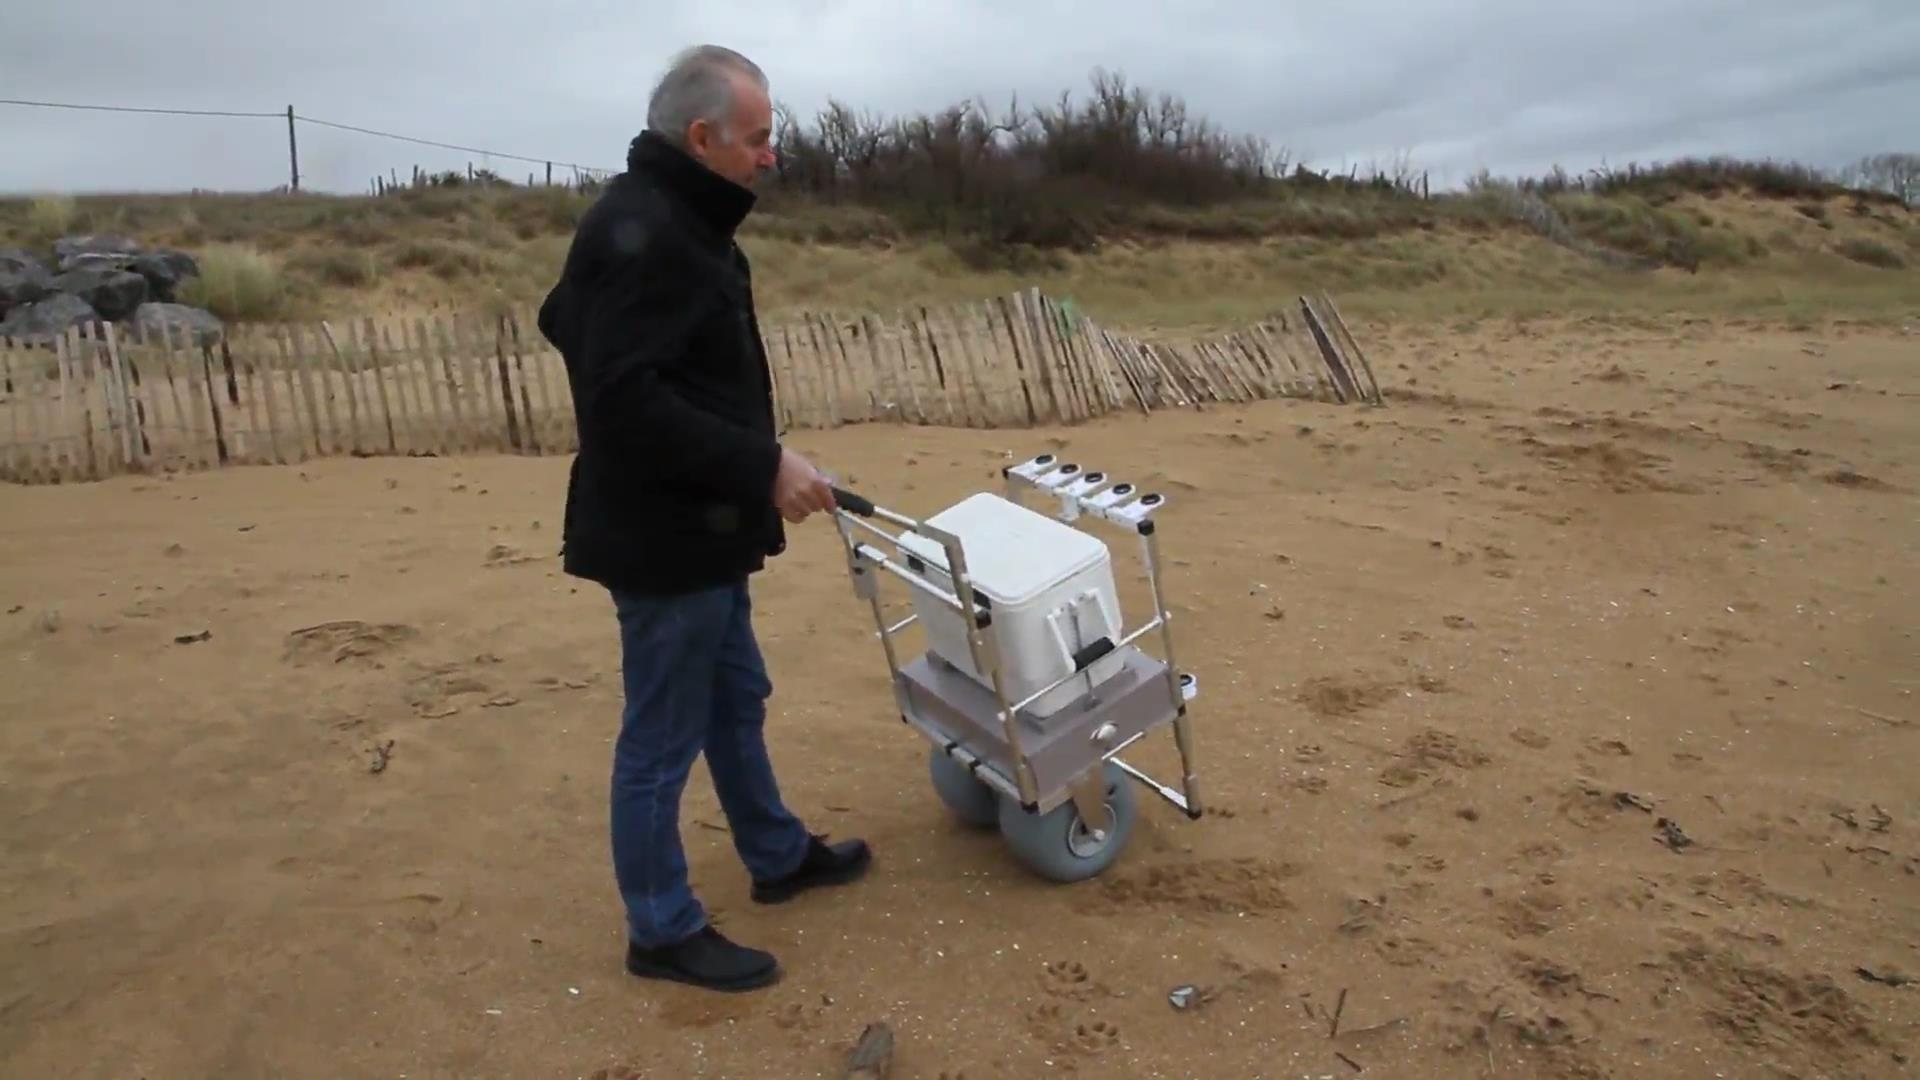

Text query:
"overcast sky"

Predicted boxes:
[[2, 0, 1915, 195]]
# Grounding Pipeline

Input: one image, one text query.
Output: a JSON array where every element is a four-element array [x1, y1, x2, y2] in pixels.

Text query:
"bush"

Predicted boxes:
[[757, 68, 1419, 254], [1516, 156, 1898, 206], [1837, 238, 1906, 269], [1796, 202, 1832, 227], [286, 247, 382, 287], [390, 238, 494, 280], [1553, 194, 1710, 268], [175, 243, 295, 320], [498, 186, 592, 239], [745, 202, 902, 246], [24, 195, 78, 244]]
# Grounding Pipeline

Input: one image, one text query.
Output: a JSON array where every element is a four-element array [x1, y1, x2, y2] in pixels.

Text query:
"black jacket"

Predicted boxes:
[[537, 131, 787, 595]]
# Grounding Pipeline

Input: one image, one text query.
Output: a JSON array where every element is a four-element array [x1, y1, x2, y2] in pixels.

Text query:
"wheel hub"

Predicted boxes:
[[1067, 803, 1114, 857]]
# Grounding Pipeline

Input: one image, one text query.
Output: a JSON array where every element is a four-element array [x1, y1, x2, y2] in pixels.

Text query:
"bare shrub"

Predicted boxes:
[[762, 68, 1389, 252]]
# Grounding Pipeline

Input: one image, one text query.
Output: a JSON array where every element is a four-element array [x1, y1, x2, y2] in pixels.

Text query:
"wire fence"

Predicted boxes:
[[0, 96, 619, 194]]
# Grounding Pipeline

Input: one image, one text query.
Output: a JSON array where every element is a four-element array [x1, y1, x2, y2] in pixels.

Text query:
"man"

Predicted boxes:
[[536, 44, 871, 994]]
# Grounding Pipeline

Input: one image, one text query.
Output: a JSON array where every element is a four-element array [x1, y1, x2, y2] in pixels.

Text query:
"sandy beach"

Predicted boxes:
[[2, 315, 1915, 1079]]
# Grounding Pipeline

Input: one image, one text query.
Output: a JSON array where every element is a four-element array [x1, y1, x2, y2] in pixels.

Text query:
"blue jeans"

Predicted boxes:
[[609, 579, 811, 947]]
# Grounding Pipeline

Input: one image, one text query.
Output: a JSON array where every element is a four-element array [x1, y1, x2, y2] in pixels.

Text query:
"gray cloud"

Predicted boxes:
[[2, 0, 1914, 194]]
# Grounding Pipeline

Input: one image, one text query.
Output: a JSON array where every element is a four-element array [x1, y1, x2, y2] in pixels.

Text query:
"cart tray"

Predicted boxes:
[[897, 644, 1181, 812]]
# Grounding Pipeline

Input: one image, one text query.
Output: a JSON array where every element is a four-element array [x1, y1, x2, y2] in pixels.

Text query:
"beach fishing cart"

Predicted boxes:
[[828, 452, 1202, 882]]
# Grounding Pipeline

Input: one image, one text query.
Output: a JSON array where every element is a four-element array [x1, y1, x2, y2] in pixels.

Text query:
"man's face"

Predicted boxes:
[[686, 72, 776, 189]]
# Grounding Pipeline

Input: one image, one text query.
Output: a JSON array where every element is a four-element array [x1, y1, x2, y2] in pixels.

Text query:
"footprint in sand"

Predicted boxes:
[[1379, 728, 1493, 788], [1511, 727, 1552, 750], [484, 543, 540, 567], [406, 662, 494, 716], [284, 620, 418, 667], [771, 1001, 825, 1032], [1084, 857, 1297, 917], [1377, 934, 1440, 968], [1069, 1020, 1121, 1053], [1295, 676, 1399, 719], [1823, 468, 1899, 492], [1042, 960, 1095, 1000]]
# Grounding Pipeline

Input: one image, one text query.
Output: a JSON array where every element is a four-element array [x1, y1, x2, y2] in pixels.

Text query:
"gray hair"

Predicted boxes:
[[647, 45, 768, 147]]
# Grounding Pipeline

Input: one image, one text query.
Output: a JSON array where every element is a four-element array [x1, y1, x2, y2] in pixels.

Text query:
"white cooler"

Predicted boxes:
[[895, 492, 1128, 718]]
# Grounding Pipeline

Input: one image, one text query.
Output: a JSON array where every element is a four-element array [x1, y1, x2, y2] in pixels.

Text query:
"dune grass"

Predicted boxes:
[[2, 163, 1912, 333]]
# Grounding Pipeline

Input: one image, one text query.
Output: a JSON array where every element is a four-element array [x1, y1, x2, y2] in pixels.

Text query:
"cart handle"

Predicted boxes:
[[830, 485, 876, 517]]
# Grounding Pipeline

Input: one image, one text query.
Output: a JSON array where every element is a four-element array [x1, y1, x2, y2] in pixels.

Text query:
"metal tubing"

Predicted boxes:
[[850, 525, 1034, 806], [1006, 616, 1165, 714], [835, 518, 898, 674], [857, 545, 970, 615], [870, 544, 996, 682], [1139, 529, 1184, 713], [1110, 756, 1190, 813], [983, 656, 1038, 806], [1168, 709, 1203, 815], [900, 706, 1023, 803], [928, 524, 995, 675], [834, 498, 922, 533], [832, 517, 863, 593], [941, 540, 1039, 806], [840, 509, 904, 549], [1140, 525, 1202, 815], [867, 589, 900, 679], [866, 504, 922, 531]]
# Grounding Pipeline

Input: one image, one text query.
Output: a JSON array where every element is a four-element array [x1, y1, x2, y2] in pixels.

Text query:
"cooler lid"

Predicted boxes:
[[895, 492, 1107, 607]]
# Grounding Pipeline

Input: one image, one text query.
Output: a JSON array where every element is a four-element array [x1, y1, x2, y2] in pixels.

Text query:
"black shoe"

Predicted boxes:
[[625, 925, 780, 992], [751, 834, 872, 904]]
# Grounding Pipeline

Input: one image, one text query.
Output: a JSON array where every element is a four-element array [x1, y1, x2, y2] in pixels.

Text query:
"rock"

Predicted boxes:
[[52, 234, 142, 262], [0, 250, 55, 315], [50, 266, 148, 321], [129, 250, 199, 302], [58, 251, 139, 274], [841, 1022, 895, 1080], [130, 302, 223, 347], [0, 293, 101, 344]]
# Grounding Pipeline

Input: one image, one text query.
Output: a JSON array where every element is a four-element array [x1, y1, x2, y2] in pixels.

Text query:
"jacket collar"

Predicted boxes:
[[625, 130, 756, 238]]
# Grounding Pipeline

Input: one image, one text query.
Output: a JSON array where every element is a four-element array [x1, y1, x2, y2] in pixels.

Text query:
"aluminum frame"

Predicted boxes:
[[829, 452, 1203, 821]]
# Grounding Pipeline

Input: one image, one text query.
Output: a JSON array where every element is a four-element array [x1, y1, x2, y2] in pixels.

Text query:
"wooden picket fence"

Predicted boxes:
[[0, 287, 1380, 484]]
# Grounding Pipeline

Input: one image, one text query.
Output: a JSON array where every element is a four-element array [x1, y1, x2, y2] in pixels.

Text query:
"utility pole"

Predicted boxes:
[[286, 105, 300, 191]]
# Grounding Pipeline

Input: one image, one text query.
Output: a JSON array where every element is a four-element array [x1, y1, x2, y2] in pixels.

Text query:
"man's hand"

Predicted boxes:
[[772, 447, 836, 523]]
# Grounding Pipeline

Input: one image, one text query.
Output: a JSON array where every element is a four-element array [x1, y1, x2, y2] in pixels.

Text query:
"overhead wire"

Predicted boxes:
[[291, 113, 615, 174], [0, 96, 618, 175], [0, 97, 280, 119]]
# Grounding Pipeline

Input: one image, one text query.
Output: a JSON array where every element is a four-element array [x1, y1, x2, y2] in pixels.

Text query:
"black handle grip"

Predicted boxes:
[[1071, 636, 1116, 672], [831, 485, 875, 517]]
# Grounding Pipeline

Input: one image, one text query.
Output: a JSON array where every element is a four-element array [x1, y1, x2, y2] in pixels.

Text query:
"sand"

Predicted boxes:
[[2, 316, 1915, 1079]]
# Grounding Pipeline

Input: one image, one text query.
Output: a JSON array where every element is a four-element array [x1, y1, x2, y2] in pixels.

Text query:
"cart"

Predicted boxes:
[[827, 451, 1202, 882]]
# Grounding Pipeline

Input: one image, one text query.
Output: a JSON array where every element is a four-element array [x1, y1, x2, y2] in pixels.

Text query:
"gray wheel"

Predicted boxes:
[[997, 763, 1137, 882], [928, 746, 1000, 827]]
